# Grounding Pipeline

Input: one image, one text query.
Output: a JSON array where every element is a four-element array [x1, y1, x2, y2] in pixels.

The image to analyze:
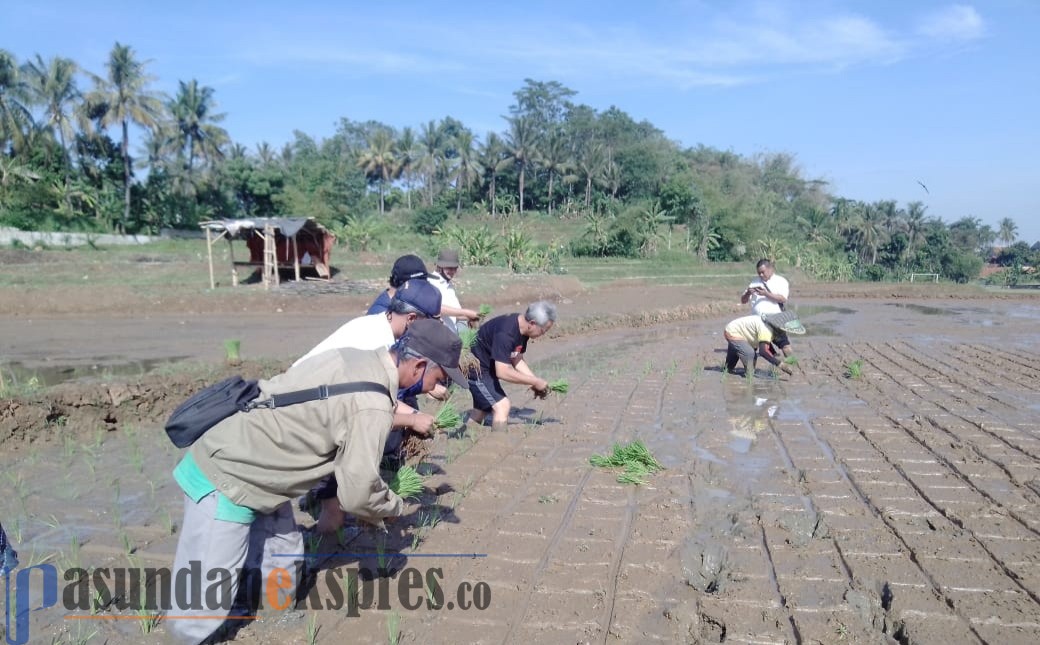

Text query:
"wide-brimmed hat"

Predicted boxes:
[[762, 310, 806, 335], [436, 249, 460, 268]]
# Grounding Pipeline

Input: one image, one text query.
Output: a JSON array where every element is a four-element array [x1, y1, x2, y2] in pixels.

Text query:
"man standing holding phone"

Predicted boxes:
[[740, 259, 793, 357]]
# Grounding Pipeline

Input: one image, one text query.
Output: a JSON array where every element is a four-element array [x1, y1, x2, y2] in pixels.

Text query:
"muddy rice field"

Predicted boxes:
[[2, 280, 1040, 644]]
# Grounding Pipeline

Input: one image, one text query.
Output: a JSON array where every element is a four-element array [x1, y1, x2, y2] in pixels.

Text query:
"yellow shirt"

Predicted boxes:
[[725, 315, 774, 344]]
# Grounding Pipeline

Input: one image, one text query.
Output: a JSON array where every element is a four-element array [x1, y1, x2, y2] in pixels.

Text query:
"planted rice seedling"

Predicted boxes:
[[306, 612, 319, 644], [783, 356, 799, 366], [589, 440, 663, 486], [224, 339, 241, 364], [389, 465, 425, 500], [845, 359, 864, 379], [387, 610, 401, 645], [547, 378, 569, 394]]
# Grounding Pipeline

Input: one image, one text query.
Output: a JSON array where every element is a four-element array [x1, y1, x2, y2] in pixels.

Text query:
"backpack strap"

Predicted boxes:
[[246, 382, 390, 410]]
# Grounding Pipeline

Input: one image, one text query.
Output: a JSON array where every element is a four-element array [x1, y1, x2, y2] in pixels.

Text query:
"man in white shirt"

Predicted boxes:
[[740, 259, 793, 356], [427, 249, 480, 333]]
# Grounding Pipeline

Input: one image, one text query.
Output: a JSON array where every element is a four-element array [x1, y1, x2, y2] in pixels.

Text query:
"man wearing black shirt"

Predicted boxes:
[[466, 300, 556, 431]]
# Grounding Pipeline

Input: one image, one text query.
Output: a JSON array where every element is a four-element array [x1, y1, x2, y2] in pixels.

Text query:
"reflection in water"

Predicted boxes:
[[723, 380, 781, 454], [1, 356, 189, 387]]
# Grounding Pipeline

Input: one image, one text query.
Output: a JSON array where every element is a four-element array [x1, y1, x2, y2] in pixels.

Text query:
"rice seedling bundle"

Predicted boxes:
[[459, 328, 478, 351], [389, 465, 424, 500], [478, 304, 493, 318], [588, 440, 663, 485], [434, 402, 462, 429], [547, 378, 569, 394]]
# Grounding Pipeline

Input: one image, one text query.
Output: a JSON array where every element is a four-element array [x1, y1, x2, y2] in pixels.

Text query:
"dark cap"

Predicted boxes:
[[389, 254, 428, 287], [397, 318, 466, 385], [391, 279, 442, 319], [436, 249, 460, 268]]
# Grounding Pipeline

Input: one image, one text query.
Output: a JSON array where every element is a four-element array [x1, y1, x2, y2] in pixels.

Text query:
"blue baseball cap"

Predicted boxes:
[[391, 279, 442, 319]]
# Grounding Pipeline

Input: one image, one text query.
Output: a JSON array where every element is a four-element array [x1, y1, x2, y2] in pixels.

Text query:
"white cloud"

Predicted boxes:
[[917, 5, 985, 41]]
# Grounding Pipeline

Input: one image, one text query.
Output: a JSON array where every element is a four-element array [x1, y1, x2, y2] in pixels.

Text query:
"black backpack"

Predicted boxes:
[[165, 376, 389, 448]]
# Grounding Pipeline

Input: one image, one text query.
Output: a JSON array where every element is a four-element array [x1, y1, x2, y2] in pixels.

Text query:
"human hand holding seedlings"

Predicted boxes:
[[407, 411, 435, 437], [531, 377, 550, 399]]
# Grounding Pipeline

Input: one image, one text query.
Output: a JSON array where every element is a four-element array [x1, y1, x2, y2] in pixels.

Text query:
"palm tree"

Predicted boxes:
[[22, 55, 81, 211], [502, 116, 539, 215], [904, 201, 928, 263], [575, 143, 607, 208], [255, 142, 276, 167], [169, 79, 228, 178], [417, 120, 445, 206], [450, 130, 483, 213], [89, 42, 165, 231], [538, 132, 573, 215], [997, 217, 1018, 247], [356, 128, 396, 214], [479, 132, 506, 216], [395, 126, 417, 209], [0, 49, 32, 153]]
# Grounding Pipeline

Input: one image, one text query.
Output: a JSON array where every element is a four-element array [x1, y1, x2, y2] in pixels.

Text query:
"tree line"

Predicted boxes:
[[1, 43, 1033, 282]]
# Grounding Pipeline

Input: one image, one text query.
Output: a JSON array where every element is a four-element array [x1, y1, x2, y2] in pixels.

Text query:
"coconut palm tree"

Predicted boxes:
[[169, 79, 228, 177], [356, 128, 396, 214], [479, 132, 506, 216], [998, 217, 1018, 247], [450, 130, 483, 213], [22, 55, 81, 211], [256, 142, 276, 167], [417, 120, 446, 206], [0, 49, 32, 153], [575, 143, 607, 208], [538, 132, 573, 215], [89, 42, 165, 231], [395, 126, 417, 209], [903, 201, 928, 263], [502, 116, 539, 215]]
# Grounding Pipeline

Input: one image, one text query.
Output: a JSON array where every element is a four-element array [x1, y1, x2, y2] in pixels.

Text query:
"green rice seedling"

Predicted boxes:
[[59, 534, 82, 572], [547, 378, 569, 394], [120, 530, 135, 555], [376, 537, 388, 572], [478, 304, 493, 319], [129, 441, 144, 473], [224, 339, 241, 364], [387, 610, 401, 645], [845, 359, 864, 379], [344, 570, 359, 608], [589, 440, 663, 486], [162, 509, 176, 535], [783, 356, 799, 366], [458, 327, 478, 351], [306, 612, 319, 644], [63, 434, 77, 459], [434, 402, 462, 430], [389, 465, 425, 500], [305, 531, 322, 554]]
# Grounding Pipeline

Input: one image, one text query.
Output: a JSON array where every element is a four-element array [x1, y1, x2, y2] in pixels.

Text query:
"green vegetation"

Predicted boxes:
[[458, 327, 478, 351], [547, 378, 570, 394], [433, 401, 463, 430], [0, 45, 1022, 284], [223, 339, 241, 364], [589, 440, 664, 486], [845, 359, 864, 379], [477, 304, 493, 318], [388, 465, 425, 500]]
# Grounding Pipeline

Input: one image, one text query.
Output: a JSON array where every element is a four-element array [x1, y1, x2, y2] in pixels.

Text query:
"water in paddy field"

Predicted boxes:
[[1, 355, 189, 387]]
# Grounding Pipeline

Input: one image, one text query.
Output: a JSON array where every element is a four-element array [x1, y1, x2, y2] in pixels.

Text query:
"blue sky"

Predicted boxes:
[[4, 1, 1038, 242]]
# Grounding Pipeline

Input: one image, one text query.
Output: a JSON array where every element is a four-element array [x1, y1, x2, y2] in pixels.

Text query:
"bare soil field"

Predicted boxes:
[[2, 264, 1040, 644]]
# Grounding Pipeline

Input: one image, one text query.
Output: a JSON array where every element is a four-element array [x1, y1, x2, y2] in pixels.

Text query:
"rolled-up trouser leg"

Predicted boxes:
[[168, 492, 250, 644], [727, 340, 757, 373]]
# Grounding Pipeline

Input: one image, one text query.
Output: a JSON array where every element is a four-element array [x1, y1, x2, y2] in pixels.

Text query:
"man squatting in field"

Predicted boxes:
[[724, 314, 794, 377], [465, 300, 556, 431], [740, 258, 793, 357], [168, 319, 466, 644]]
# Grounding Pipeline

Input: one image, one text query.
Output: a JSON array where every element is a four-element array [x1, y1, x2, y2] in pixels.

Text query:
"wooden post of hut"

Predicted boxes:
[[205, 226, 215, 289]]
